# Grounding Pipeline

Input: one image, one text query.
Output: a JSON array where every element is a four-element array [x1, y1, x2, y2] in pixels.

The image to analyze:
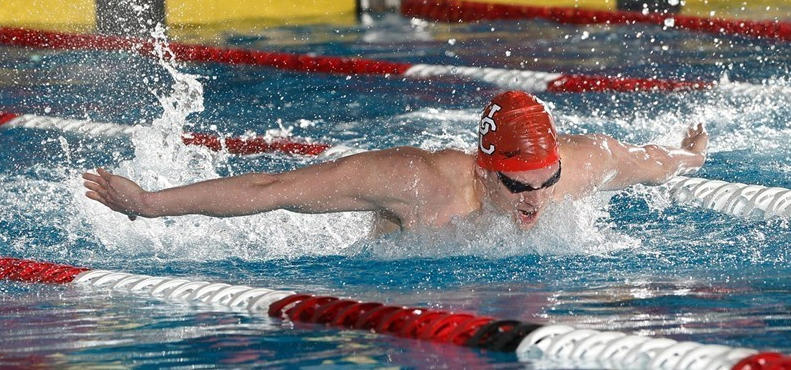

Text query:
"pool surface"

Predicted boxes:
[[1, 12, 791, 368]]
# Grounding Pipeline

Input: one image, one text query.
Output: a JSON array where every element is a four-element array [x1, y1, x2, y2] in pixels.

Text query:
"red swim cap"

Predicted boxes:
[[476, 91, 559, 172]]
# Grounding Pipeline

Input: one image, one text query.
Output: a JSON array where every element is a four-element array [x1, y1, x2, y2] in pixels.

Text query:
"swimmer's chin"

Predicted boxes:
[[515, 209, 540, 230]]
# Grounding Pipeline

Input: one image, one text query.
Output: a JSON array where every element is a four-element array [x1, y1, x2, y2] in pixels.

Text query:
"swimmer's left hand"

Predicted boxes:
[[682, 123, 708, 156]]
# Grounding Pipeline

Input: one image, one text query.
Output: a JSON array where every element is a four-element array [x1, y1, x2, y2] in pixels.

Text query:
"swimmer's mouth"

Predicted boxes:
[[518, 209, 534, 216], [517, 209, 538, 225]]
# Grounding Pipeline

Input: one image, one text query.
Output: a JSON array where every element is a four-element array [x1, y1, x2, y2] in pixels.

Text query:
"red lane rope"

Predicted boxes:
[[0, 112, 19, 126], [732, 352, 791, 370], [0, 27, 412, 76], [267, 293, 499, 344], [399, 309, 450, 338], [401, 0, 791, 42], [418, 313, 476, 341], [164, 42, 412, 75], [2, 256, 789, 364], [375, 306, 423, 334], [0, 257, 90, 284], [0, 26, 714, 93], [447, 316, 494, 346], [353, 305, 403, 330], [180, 133, 330, 156], [332, 302, 384, 327], [0, 27, 138, 51], [547, 74, 712, 92], [310, 299, 359, 324], [287, 296, 339, 321]]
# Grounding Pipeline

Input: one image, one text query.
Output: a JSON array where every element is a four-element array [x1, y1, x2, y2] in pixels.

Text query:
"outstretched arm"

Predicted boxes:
[[599, 123, 708, 190], [83, 149, 416, 219]]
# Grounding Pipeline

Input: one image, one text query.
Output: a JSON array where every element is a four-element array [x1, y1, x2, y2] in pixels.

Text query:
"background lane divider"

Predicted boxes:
[[0, 26, 714, 93], [400, 0, 791, 42], [0, 256, 788, 370], [0, 111, 329, 156]]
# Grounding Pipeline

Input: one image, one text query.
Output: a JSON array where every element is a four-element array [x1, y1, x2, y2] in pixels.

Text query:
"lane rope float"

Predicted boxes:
[[0, 111, 329, 156], [1, 256, 789, 370], [3, 110, 789, 220], [667, 176, 791, 220], [400, 0, 791, 42], [0, 26, 717, 93]]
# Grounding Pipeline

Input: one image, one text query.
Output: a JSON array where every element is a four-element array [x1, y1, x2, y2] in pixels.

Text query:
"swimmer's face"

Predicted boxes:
[[477, 161, 561, 230]]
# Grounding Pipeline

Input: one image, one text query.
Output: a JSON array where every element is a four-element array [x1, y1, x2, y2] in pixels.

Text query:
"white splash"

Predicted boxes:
[[73, 25, 372, 261], [554, 78, 791, 155], [356, 193, 638, 259]]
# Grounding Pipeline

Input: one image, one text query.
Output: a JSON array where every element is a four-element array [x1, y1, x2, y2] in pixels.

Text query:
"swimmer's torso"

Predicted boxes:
[[367, 136, 615, 235]]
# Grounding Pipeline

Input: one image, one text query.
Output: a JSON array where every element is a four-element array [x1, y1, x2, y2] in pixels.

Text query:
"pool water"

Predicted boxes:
[[1, 13, 791, 368]]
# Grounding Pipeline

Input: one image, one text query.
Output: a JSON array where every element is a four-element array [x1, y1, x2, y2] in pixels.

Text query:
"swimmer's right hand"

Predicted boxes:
[[83, 168, 152, 221]]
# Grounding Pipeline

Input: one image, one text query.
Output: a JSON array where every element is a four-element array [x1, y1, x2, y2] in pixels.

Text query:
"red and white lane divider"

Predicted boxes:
[[3, 110, 790, 220], [0, 112, 329, 156], [1, 256, 789, 370], [401, 0, 791, 42], [0, 26, 714, 93]]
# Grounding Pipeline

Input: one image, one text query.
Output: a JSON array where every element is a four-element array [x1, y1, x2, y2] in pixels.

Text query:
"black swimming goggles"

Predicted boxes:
[[497, 161, 562, 193]]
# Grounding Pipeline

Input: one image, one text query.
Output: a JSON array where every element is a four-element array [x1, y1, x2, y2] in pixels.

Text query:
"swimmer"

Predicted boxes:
[[82, 90, 707, 233]]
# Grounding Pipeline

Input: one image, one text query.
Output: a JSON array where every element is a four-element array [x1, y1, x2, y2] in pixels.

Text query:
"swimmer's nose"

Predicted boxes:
[[518, 191, 541, 203], [517, 191, 549, 208]]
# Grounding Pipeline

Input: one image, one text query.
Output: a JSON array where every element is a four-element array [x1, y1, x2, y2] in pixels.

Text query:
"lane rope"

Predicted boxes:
[[667, 176, 791, 220], [0, 26, 715, 93], [1, 256, 789, 370], [400, 0, 791, 42], [0, 111, 329, 156]]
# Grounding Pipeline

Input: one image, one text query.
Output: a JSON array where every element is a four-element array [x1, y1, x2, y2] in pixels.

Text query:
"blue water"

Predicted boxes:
[[1, 14, 791, 368]]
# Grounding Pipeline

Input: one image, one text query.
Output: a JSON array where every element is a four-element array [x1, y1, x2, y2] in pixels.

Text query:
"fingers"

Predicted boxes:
[[83, 171, 110, 188], [82, 172, 100, 182], [97, 167, 113, 182], [83, 171, 110, 201], [85, 190, 107, 205], [83, 180, 105, 194], [84, 169, 113, 205]]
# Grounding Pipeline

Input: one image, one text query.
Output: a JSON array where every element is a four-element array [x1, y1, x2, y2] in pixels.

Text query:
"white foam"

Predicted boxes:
[[70, 26, 372, 261], [554, 79, 791, 155], [354, 193, 638, 259]]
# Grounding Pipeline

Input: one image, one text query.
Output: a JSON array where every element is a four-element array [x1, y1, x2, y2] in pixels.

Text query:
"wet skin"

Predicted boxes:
[[84, 124, 708, 234]]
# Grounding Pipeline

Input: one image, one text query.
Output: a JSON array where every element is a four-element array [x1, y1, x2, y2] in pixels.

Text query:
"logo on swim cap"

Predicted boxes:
[[478, 103, 501, 155], [476, 91, 560, 172]]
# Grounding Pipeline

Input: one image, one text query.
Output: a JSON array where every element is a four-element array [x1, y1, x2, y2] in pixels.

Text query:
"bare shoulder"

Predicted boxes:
[[560, 134, 613, 149], [558, 134, 618, 162], [365, 147, 474, 190], [346, 147, 448, 184], [428, 149, 476, 181], [363, 146, 437, 169], [364, 147, 472, 169], [554, 134, 619, 197], [431, 148, 475, 164]]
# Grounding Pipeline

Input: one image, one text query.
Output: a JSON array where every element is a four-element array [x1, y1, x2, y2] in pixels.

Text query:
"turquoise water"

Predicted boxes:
[[1, 15, 791, 367]]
